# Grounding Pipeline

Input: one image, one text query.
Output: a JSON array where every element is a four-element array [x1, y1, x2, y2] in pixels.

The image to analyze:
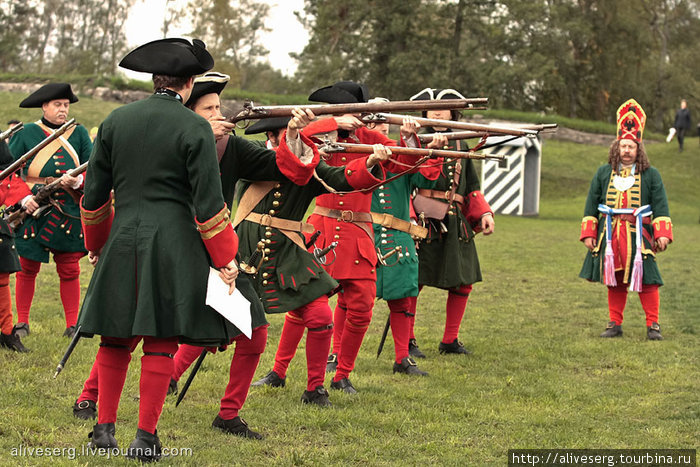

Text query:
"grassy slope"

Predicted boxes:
[[0, 93, 698, 466]]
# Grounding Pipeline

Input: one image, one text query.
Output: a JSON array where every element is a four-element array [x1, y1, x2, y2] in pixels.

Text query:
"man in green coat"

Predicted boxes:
[[77, 38, 241, 462], [9, 83, 92, 338]]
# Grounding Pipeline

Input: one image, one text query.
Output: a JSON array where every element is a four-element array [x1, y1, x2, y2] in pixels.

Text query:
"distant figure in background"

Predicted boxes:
[[673, 99, 691, 152], [579, 99, 672, 340]]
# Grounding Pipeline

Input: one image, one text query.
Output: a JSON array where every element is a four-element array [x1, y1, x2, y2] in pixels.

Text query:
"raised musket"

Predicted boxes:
[[0, 122, 24, 142], [4, 161, 89, 230], [229, 98, 488, 124], [417, 123, 558, 144], [0, 118, 76, 182], [317, 141, 506, 161], [361, 113, 539, 137]]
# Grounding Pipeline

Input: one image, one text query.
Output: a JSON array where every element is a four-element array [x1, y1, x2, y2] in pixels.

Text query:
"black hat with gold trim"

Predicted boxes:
[[309, 81, 370, 104], [185, 72, 230, 107], [19, 83, 79, 108], [119, 38, 214, 77]]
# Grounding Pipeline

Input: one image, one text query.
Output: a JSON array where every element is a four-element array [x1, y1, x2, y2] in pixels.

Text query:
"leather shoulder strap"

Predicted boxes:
[[232, 181, 278, 229]]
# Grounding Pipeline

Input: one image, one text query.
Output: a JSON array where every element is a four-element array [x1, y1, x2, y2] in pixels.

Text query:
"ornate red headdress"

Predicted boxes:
[[616, 98, 646, 142]]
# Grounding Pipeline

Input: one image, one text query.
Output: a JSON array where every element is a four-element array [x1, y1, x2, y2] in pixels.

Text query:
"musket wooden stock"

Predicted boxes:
[[418, 123, 558, 143], [318, 142, 505, 161], [0, 118, 76, 182], [0, 122, 24, 142], [230, 98, 489, 123], [4, 160, 88, 229], [362, 113, 539, 137]]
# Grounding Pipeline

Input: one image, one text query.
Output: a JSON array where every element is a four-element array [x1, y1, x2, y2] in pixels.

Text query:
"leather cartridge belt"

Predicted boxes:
[[606, 214, 651, 225], [244, 212, 315, 234], [312, 206, 374, 239], [370, 212, 428, 239], [416, 189, 465, 205]]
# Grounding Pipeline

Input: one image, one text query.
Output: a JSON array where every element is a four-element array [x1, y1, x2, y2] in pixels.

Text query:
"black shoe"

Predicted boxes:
[[301, 386, 332, 407], [250, 370, 285, 388], [647, 322, 663, 340], [73, 399, 97, 420], [12, 322, 29, 338], [126, 428, 162, 462], [212, 415, 263, 440], [167, 378, 178, 396], [1, 331, 30, 352], [393, 357, 428, 376], [87, 423, 117, 449], [600, 321, 623, 338], [326, 353, 338, 373], [438, 338, 470, 355], [330, 377, 357, 394], [63, 325, 77, 338], [408, 339, 426, 359]]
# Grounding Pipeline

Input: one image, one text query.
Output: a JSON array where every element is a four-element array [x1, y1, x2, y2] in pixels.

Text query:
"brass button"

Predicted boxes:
[[370, 269, 375, 273], [381, 240, 387, 244], [379, 193, 384, 197], [334, 234, 340, 239], [268, 210, 276, 215], [354, 260, 360, 265], [274, 192, 282, 198], [335, 226, 341, 231], [264, 248, 271, 254], [31, 233, 36, 238], [262, 272, 269, 278], [264, 256, 270, 262], [265, 239, 271, 244], [339, 201, 344, 206], [262, 280, 268, 286], [272, 200, 280, 207], [341, 156, 347, 162], [274, 183, 281, 188], [60, 224, 65, 228], [381, 227, 387, 232], [379, 199, 385, 204], [381, 233, 386, 238], [472, 193, 478, 197], [346, 170, 352, 175], [55, 169, 61, 174], [265, 231, 272, 238]]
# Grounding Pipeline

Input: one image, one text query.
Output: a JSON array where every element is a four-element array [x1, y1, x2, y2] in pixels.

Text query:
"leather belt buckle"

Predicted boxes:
[[340, 210, 354, 222], [259, 214, 273, 226], [444, 190, 451, 200]]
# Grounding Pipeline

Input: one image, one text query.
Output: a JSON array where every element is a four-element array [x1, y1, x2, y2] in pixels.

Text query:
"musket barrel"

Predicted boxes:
[[320, 142, 505, 161], [0, 122, 24, 142], [230, 98, 488, 123], [0, 118, 76, 182], [367, 113, 538, 136]]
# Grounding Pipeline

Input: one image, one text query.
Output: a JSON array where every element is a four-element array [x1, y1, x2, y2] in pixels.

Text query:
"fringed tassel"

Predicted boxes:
[[628, 249, 643, 292], [603, 240, 617, 287]]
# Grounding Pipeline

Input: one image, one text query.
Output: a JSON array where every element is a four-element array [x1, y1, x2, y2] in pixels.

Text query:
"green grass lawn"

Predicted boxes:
[[0, 98, 698, 465]]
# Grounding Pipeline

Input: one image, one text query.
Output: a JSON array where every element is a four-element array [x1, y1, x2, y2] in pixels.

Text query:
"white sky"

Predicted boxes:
[[123, 0, 308, 80]]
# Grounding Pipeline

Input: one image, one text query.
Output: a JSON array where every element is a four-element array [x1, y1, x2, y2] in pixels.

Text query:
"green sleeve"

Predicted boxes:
[[583, 166, 608, 218], [75, 125, 93, 163], [82, 122, 114, 210], [185, 119, 228, 222], [462, 159, 481, 194], [8, 130, 28, 161], [647, 167, 670, 218]]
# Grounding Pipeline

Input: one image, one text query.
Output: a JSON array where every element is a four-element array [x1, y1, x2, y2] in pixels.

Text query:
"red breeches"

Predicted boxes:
[[0, 273, 13, 334], [607, 274, 660, 327], [333, 278, 376, 381], [388, 297, 413, 363]]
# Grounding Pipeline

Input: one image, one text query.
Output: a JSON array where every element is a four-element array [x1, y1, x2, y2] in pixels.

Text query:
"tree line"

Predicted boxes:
[[1, 0, 698, 130]]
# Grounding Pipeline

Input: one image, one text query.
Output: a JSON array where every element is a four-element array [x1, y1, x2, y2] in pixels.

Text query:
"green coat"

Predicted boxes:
[[9, 120, 92, 262], [417, 138, 485, 289], [78, 94, 237, 345], [373, 171, 437, 301], [0, 142, 23, 273], [579, 164, 670, 285], [236, 159, 372, 314]]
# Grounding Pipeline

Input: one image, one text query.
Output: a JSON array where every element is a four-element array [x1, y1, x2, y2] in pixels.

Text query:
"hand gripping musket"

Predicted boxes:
[[53, 325, 82, 378], [0, 118, 76, 182], [0, 122, 24, 142], [175, 348, 207, 407], [4, 161, 89, 230], [417, 123, 558, 143], [361, 113, 539, 138], [317, 141, 506, 161], [229, 98, 488, 125]]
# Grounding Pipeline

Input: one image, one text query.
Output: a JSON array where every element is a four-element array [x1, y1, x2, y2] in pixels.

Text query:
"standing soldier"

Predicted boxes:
[[302, 81, 421, 393], [580, 99, 672, 340], [409, 88, 495, 356], [0, 140, 32, 352], [9, 83, 92, 338]]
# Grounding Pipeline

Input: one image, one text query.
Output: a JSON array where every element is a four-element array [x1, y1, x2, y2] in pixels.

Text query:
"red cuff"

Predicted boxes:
[[80, 195, 114, 252], [652, 217, 673, 243], [463, 191, 492, 227], [580, 216, 598, 241], [275, 132, 320, 185], [345, 157, 384, 190], [202, 225, 238, 268], [301, 118, 339, 137], [418, 158, 442, 181], [4, 174, 32, 205]]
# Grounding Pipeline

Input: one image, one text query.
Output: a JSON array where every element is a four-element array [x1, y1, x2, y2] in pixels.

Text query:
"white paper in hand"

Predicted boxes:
[[206, 267, 252, 338]]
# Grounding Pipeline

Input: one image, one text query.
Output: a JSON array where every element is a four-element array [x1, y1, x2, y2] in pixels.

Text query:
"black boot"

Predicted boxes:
[[73, 399, 97, 420], [438, 338, 470, 355], [126, 428, 162, 462], [408, 339, 426, 359], [647, 322, 663, 340], [87, 423, 117, 449], [212, 415, 263, 439], [1, 331, 29, 352], [326, 353, 338, 373], [393, 357, 428, 376], [301, 386, 332, 407], [250, 370, 285, 388], [600, 321, 623, 338], [12, 322, 29, 338], [63, 325, 77, 338], [167, 378, 178, 395], [330, 377, 357, 394]]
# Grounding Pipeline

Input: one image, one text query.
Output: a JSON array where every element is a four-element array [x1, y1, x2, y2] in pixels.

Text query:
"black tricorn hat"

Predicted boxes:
[[244, 116, 292, 135], [185, 72, 230, 107], [410, 88, 466, 101], [19, 83, 79, 108], [119, 38, 214, 77], [308, 81, 369, 104]]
